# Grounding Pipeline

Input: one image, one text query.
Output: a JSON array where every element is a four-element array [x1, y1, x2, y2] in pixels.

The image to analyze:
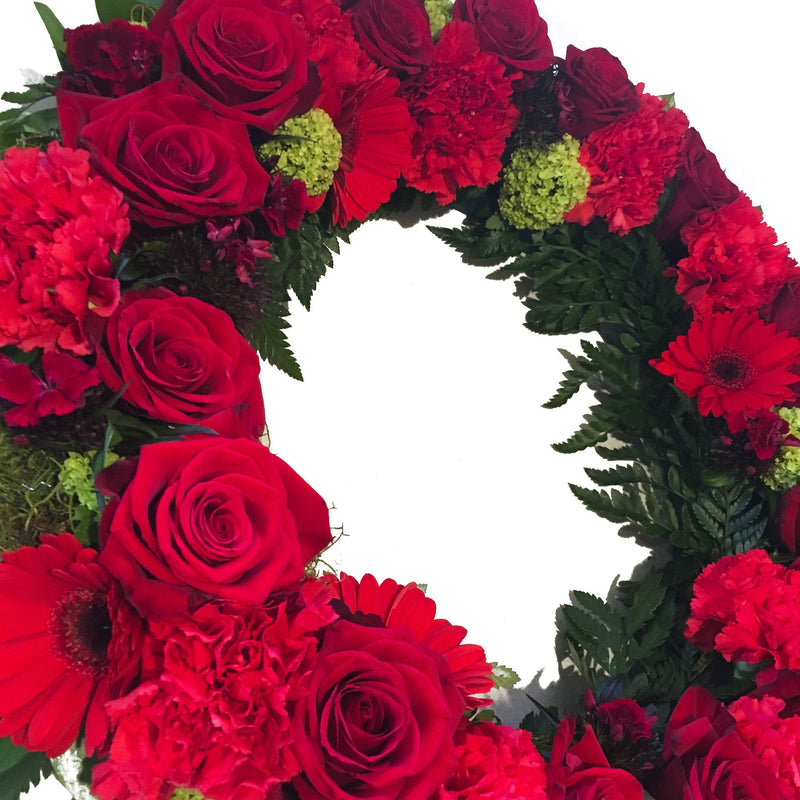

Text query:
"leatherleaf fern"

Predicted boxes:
[[432, 214, 774, 710]]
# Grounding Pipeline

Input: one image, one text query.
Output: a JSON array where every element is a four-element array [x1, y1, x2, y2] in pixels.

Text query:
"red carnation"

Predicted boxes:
[[729, 695, 800, 798], [324, 572, 494, 707], [651, 310, 800, 421], [434, 719, 547, 800], [0, 534, 143, 757], [93, 585, 336, 800], [672, 192, 795, 315], [565, 91, 688, 235], [403, 20, 519, 205], [0, 351, 100, 427], [685, 550, 785, 651], [0, 142, 128, 354]]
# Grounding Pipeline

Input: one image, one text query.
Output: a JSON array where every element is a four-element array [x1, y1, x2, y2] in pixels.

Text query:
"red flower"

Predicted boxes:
[[452, 0, 553, 74], [58, 78, 271, 228], [97, 436, 333, 617], [155, 0, 317, 132], [93, 585, 336, 800], [321, 62, 414, 227], [0, 534, 143, 757], [654, 687, 785, 800], [291, 618, 464, 800], [547, 717, 644, 800], [434, 719, 547, 800], [685, 549, 785, 651], [650, 311, 800, 421], [556, 45, 640, 140], [585, 691, 656, 744], [729, 695, 800, 798], [62, 19, 162, 97], [403, 21, 519, 205], [324, 572, 494, 707], [0, 142, 128, 354], [656, 127, 739, 243], [671, 192, 795, 315], [261, 173, 311, 237], [96, 288, 265, 438], [0, 351, 100, 427], [780, 486, 800, 553], [564, 91, 688, 235], [342, 0, 434, 75]]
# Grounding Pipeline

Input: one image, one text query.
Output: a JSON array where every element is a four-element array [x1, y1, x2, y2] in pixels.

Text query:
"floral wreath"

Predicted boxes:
[[1, 2, 799, 800]]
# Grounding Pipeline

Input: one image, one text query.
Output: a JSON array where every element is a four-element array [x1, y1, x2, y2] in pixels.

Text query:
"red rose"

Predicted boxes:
[[342, 0, 433, 74], [547, 718, 644, 800], [656, 128, 739, 243], [451, 0, 553, 73], [96, 288, 265, 438], [57, 78, 271, 227], [556, 45, 640, 139], [155, 0, 316, 131], [97, 436, 332, 617], [291, 619, 464, 800]]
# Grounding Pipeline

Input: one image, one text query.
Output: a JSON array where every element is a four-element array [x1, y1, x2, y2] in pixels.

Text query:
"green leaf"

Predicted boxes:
[[95, 0, 142, 22], [34, 3, 66, 54], [0, 748, 52, 799], [252, 300, 303, 381], [490, 663, 520, 689], [623, 573, 666, 637], [0, 738, 27, 772]]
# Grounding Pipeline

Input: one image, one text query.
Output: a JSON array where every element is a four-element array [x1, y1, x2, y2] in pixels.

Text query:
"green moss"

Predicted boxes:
[[499, 136, 589, 231], [259, 108, 342, 197], [0, 427, 70, 551]]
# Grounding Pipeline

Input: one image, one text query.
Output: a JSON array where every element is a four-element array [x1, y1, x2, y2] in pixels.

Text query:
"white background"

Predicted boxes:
[[1, 1, 797, 798]]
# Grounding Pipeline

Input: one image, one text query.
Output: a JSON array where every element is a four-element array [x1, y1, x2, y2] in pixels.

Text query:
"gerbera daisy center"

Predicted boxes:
[[704, 349, 755, 390], [49, 587, 112, 677]]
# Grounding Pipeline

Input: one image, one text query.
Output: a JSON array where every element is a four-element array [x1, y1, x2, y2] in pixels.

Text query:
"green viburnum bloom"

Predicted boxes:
[[764, 407, 800, 491], [259, 108, 342, 197], [59, 452, 98, 510], [59, 451, 119, 510], [425, 0, 453, 38], [171, 790, 207, 800], [498, 135, 589, 231]]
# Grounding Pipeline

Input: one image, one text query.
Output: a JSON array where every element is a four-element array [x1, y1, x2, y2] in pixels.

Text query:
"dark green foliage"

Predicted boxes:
[[0, 737, 52, 799], [250, 298, 303, 381]]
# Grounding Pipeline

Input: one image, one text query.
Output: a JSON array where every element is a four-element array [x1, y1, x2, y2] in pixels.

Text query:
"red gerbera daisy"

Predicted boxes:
[[0, 534, 143, 757], [324, 572, 494, 707], [650, 311, 800, 420], [319, 60, 414, 227]]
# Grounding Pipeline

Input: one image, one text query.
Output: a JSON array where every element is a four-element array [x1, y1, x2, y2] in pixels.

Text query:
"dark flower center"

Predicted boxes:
[[49, 587, 112, 677], [704, 349, 755, 390]]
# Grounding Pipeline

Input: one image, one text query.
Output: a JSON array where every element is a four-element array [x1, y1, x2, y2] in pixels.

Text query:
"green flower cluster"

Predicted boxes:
[[425, 0, 452, 37], [259, 108, 342, 198], [765, 407, 800, 491], [59, 452, 98, 510], [498, 136, 589, 231], [170, 790, 207, 800]]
